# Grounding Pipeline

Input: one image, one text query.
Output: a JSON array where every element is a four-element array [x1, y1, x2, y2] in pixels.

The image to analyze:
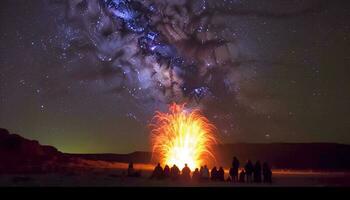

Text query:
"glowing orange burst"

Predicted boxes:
[[150, 103, 217, 170]]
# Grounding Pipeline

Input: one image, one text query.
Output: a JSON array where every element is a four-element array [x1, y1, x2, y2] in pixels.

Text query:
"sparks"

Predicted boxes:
[[150, 103, 218, 170]]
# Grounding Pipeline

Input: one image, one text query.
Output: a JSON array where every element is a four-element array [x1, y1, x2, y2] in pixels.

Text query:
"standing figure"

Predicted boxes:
[[254, 161, 262, 183], [263, 162, 272, 183], [232, 156, 240, 182], [244, 160, 254, 183]]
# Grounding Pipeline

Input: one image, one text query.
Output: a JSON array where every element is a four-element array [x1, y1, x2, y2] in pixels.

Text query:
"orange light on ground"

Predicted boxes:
[[150, 103, 218, 170]]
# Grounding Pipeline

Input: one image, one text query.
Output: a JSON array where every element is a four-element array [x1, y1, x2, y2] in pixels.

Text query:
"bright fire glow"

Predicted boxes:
[[150, 103, 217, 170]]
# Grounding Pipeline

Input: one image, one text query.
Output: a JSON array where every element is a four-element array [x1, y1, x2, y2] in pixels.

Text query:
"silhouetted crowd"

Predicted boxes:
[[232, 157, 272, 183], [127, 156, 273, 184]]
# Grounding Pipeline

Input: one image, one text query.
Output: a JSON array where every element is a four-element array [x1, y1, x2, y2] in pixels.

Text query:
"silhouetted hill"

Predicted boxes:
[[67, 151, 152, 164], [0, 128, 69, 173]]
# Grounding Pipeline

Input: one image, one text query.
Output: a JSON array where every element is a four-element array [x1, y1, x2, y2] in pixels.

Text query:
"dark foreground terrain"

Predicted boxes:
[[1, 167, 350, 187]]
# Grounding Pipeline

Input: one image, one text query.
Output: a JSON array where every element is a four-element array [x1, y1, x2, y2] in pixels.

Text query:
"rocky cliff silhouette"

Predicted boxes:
[[0, 128, 70, 174]]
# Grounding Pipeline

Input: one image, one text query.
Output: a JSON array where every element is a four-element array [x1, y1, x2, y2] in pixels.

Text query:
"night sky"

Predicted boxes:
[[1, 0, 350, 154]]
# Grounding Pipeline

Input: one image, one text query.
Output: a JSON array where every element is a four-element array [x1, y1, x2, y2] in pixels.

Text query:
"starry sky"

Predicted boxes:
[[1, 0, 350, 154]]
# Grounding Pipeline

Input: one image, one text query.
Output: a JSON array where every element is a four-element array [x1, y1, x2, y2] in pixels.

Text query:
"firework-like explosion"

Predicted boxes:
[[150, 103, 217, 170]]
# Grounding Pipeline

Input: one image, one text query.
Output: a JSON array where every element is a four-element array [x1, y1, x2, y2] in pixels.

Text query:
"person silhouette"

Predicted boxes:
[[268, 166, 272, 183], [244, 160, 254, 183], [218, 167, 225, 181], [254, 160, 262, 183], [127, 161, 141, 177], [127, 162, 135, 177], [151, 163, 163, 180], [263, 162, 272, 183], [211, 166, 218, 181], [199, 166, 204, 179], [239, 169, 246, 183], [232, 156, 240, 182], [202, 165, 210, 181], [192, 168, 200, 182], [170, 164, 180, 181], [229, 166, 235, 182], [163, 165, 170, 179], [181, 163, 191, 181]]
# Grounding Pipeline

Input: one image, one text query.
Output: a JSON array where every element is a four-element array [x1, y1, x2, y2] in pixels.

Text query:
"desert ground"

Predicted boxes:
[[1, 162, 350, 187]]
